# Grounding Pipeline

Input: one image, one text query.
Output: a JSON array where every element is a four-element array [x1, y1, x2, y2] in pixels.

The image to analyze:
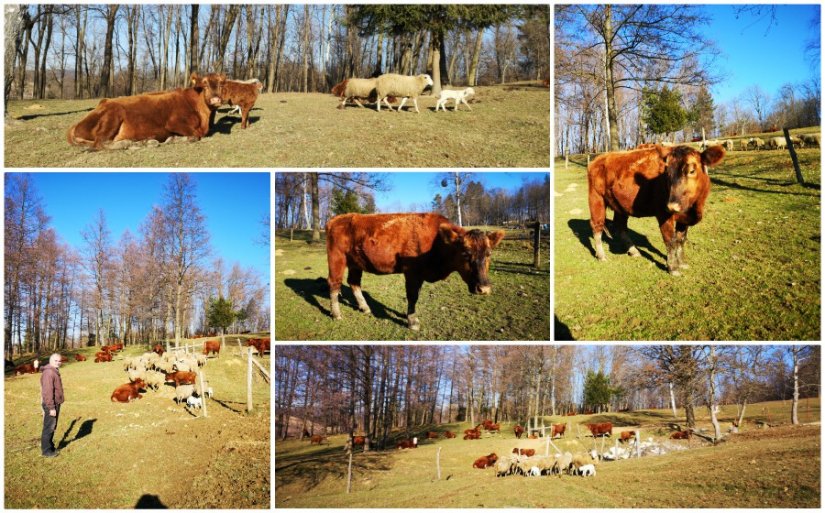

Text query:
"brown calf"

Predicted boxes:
[[551, 423, 566, 438], [444, 431, 456, 439], [473, 453, 498, 469], [670, 430, 691, 440], [425, 431, 439, 439], [588, 144, 725, 274], [513, 425, 525, 439], [203, 340, 221, 357], [74, 354, 87, 362], [165, 371, 197, 386], [68, 72, 225, 150], [512, 448, 535, 457], [220, 79, 263, 129], [310, 435, 326, 445], [396, 437, 418, 449], [111, 379, 146, 403], [620, 430, 636, 443], [326, 213, 504, 330]]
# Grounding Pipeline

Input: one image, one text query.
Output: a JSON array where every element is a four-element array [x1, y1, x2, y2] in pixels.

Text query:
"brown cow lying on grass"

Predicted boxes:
[[473, 453, 498, 469], [67, 72, 225, 150], [111, 379, 145, 402]]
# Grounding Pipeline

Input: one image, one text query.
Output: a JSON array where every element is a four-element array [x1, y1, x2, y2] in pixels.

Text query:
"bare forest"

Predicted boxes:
[[3, 174, 269, 359], [554, 5, 820, 155], [275, 172, 551, 234], [5, 4, 549, 104], [275, 345, 820, 444]]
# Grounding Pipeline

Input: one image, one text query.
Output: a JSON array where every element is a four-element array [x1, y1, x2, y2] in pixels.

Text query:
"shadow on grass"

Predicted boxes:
[[567, 218, 667, 271], [554, 315, 574, 341], [57, 417, 97, 449], [276, 445, 394, 491], [14, 107, 94, 121], [493, 260, 550, 276], [283, 278, 407, 328], [711, 176, 820, 196], [135, 494, 167, 509], [212, 112, 262, 135]]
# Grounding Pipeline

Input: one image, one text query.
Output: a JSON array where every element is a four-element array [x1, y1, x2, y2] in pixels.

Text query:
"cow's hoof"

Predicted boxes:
[[358, 306, 372, 314], [408, 316, 420, 331], [627, 247, 641, 257], [331, 314, 342, 321]]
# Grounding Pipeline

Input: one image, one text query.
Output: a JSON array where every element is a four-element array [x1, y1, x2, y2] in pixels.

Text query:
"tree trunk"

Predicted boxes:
[[310, 174, 320, 241], [4, 5, 25, 111], [159, 6, 173, 90], [302, 5, 310, 93], [603, 5, 619, 151], [708, 346, 721, 441], [99, 5, 119, 98], [467, 29, 483, 87], [669, 381, 677, 418], [188, 4, 199, 76]]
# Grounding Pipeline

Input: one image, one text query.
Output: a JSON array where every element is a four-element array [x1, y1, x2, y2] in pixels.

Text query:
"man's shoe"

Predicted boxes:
[[42, 451, 59, 458]]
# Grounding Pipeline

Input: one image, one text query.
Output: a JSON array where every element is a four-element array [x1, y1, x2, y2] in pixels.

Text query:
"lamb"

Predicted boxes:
[[557, 452, 574, 475], [435, 87, 475, 112], [375, 73, 434, 113], [143, 370, 166, 391], [578, 463, 596, 477], [175, 384, 195, 404], [186, 394, 203, 409], [767, 136, 787, 150], [722, 139, 734, 151]]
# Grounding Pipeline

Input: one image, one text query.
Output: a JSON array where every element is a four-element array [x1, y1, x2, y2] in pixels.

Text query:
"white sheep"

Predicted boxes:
[[143, 370, 165, 391], [127, 369, 144, 383], [175, 384, 195, 404], [494, 456, 513, 477], [801, 134, 820, 147], [767, 136, 787, 150], [435, 87, 475, 112], [332, 77, 380, 109], [186, 394, 203, 409], [375, 73, 433, 113], [578, 463, 596, 477], [529, 466, 541, 477], [722, 139, 734, 151]]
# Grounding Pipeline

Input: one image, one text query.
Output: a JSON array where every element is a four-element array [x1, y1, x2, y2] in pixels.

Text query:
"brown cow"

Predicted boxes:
[[74, 354, 87, 362], [165, 371, 197, 386], [203, 340, 221, 357], [310, 435, 326, 445], [513, 425, 525, 439], [444, 431, 456, 439], [512, 448, 535, 457], [220, 79, 263, 129], [425, 431, 439, 439], [551, 423, 566, 438], [588, 144, 725, 275], [152, 343, 164, 356], [111, 379, 146, 403], [396, 437, 418, 449], [67, 72, 226, 150], [670, 430, 691, 440], [326, 213, 505, 330], [620, 430, 636, 443], [463, 431, 481, 440], [247, 338, 270, 355], [14, 360, 39, 375], [473, 453, 498, 469], [586, 422, 613, 438]]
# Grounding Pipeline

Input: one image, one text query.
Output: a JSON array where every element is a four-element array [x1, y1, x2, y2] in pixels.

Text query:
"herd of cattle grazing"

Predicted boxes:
[[325, 212, 506, 331], [8, 336, 270, 410], [67, 72, 263, 150], [300, 417, 701, 481]]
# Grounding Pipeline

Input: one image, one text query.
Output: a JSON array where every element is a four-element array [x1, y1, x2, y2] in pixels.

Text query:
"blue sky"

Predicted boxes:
[[706, 5, 820, 104], [18, 172, 270, 285], [372, 172, 549, 212]]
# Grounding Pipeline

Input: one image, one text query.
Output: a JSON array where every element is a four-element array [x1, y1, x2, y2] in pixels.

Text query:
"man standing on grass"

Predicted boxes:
[[40, 353, 64, 457]]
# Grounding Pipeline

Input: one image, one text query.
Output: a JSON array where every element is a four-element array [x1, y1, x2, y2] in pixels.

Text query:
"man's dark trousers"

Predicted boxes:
[[41, 403, 60, 455]]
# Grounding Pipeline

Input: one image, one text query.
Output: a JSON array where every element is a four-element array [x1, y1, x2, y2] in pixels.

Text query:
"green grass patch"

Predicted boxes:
[[5, 83, 549, 168], [275, 229, 550, 341], [5, 342, 270, 508], [554, 148, 821, 340], [275, 399, 820, 508]]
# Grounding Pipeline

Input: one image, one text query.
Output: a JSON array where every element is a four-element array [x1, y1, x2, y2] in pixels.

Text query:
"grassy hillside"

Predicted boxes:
[[5, 341, 270, 508], [5, 83, 549, 168], [274, 229, 550, 341], [275, 399, 820, 508], [554, 147, 821, 340]]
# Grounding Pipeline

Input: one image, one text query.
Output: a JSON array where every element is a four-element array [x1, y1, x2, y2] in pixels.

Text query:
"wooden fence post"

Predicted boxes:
[[247, 346, 253, 412], [198, 369, 208, 418], [346, 450, 353, 493], [783, 128, 804, 184], [436, 447, 442, 480]]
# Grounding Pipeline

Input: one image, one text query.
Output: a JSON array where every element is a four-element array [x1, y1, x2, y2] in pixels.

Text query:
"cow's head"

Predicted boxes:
[[190, 72, 226, 108], [662, 145, 724, 214], [439, 224, 505, 295]]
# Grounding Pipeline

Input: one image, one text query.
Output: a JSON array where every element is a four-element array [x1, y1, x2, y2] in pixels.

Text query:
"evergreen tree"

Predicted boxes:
[[642, 85, 687, 141], [687, 85, 716, 138], [331, 188, 363, 215], [206, 296, 236, 340], [583, 370, 616, 412]]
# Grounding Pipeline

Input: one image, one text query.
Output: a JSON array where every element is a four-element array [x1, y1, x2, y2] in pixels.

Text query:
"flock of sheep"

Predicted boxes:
[[701, 133, 820, 151], [331, 73, 475, 113], [116, 347, 211, 410]]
